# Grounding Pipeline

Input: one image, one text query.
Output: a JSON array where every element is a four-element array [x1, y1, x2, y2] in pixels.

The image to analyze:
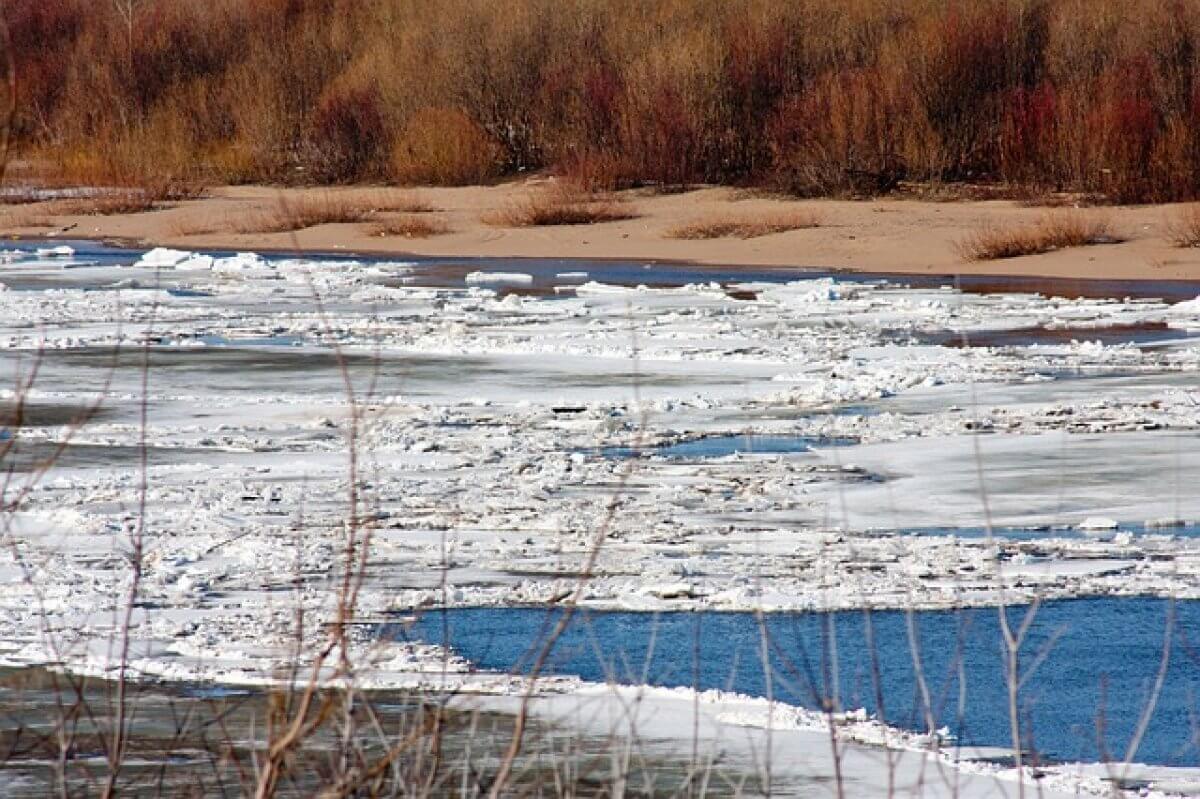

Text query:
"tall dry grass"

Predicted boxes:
[[957, 211, 1121, 261], [12, 0, 1200, 201]]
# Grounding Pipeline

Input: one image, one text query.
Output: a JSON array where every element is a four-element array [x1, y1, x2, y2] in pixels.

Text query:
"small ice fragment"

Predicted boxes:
[[36, 245, 74, 259], [136, 247, 193, 268], [555, 271, 589, 283], [212, 253, 271, 273], [464, 271, 534, 286], [1078, 516, 1119, 530]]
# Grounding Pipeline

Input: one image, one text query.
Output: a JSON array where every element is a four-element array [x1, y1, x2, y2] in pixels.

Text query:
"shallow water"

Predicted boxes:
[[0, 666, 768, 797], [20, 238, 1200, 299], [401, 598, 1200, 766]]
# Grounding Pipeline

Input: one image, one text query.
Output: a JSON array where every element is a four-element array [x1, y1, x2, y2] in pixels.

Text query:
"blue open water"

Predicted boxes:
[[397, 598, 1200, 766]]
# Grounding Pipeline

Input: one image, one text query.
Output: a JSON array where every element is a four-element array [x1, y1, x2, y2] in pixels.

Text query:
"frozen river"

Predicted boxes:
[[4, 239, 1200, 793]]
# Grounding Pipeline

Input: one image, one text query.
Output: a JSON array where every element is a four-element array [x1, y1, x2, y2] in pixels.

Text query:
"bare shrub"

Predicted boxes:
[[484, 183, 637, 227], [957, 212, 1121, 261], [667, 210, 821, 240], [557, 149, 634, 192]]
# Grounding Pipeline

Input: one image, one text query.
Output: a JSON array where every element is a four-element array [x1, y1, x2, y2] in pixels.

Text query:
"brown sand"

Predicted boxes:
[[5, 181, 1200, 281]]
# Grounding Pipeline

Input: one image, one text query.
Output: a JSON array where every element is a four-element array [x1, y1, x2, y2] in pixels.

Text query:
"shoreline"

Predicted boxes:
[[8, 182, 1200, 283]]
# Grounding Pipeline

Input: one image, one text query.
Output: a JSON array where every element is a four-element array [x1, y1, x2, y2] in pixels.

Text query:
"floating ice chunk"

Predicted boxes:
[[36, 245, 75, 259], [136, 247, 193, 268], [555, 271, 589, 283], [465, 271, 534, 286], [176, 254, 215, 270], [1170, 295, 1200, 314], [1078, 516, 1119, 530], [574, 281, 635, 295], [212, 253, 272, 274]]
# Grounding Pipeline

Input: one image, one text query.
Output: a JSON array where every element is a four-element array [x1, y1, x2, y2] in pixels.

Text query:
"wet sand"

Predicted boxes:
[[6, 182, 1200, 282]]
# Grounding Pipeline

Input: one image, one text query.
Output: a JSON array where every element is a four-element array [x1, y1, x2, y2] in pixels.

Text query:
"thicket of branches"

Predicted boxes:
[[14, 0, 1200, 202]]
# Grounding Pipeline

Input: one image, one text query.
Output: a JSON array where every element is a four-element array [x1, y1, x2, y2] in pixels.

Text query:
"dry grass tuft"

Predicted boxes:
[[168, 217, 222, 237], [43, 180, 207, 217], [1165, 204, 1200, 247], [371, 214, 450, 238], [484, 184, 637, 227], [56, 191, 159, 216], [957, 212, 1121, 261], [238, 192, 438, 234], [368, 190, 438, 214], [1, 207, 56, 229], [667, 211, 821, 240], [237, 194, 371, 233]]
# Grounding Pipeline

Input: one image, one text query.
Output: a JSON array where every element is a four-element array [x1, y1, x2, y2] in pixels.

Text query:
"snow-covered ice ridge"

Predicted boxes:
[[7, 244, 1200, 794]]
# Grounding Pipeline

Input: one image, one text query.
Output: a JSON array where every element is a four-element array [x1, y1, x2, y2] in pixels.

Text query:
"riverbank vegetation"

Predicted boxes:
[[14, 0, 1200, 203]]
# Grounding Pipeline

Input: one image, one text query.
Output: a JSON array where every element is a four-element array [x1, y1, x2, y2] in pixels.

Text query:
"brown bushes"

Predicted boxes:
[[15, 0, 1200, 202], [957, 212, 1121, 261]]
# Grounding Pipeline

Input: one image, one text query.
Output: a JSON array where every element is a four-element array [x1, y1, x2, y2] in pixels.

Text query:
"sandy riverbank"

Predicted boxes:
[[7, 181, 1200, 282]]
